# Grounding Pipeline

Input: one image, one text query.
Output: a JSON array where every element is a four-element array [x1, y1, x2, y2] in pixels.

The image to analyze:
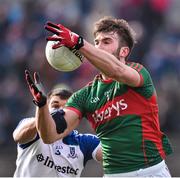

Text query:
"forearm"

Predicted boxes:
[[35, 105, 62, 143], [80, 40, 125, 78], [44, 22, 140, 85], [13, 118, 37, 144], [80, 40, 140, 86]]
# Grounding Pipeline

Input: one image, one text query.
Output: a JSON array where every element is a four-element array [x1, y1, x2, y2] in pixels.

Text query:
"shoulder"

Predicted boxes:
[[15, 117, 40, 149], [126, 61, 151, 75], [65, 131, 100, 147], [77, 132, 100, 153], [78, 133, 99, 144], [126, 61, 144, 72], [16, 117, 34, 127], [127, 61, 153, 86], [14, 117, 35, 133], [72, 131, 100, 164], [85, 74, 101, 87]]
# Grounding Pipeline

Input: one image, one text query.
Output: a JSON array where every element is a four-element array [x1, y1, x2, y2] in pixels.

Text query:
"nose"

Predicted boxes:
[[95, 43, 102, 49], [51, 101, 60, 108]]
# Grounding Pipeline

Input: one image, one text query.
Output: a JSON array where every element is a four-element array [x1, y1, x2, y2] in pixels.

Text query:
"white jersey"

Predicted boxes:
[[14, 118, 100, 177]]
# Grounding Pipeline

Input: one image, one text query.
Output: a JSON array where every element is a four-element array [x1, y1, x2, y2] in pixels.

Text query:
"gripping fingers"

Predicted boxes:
[[46, 21, 60, 29], [34, 72, 46, 93], [46, 22, 68, 32], [45, 25, 61, 36], [52, 42, 65, 49], [46, 36, 62, 41], [34, 72, 40, 84], [25, 70, 40, 94], [25, 70, 34, 87], [31, 83, 39, 95]]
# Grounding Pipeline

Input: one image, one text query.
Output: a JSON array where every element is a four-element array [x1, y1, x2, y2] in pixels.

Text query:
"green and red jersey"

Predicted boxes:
[[66, 62, 172, 174]]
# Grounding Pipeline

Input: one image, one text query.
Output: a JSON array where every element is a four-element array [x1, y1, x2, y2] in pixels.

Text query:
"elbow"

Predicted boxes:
[[13, 138, 19, 143], [40, 131, 67, 144], [42, 138, 54, 144], [40, 134, 59, 144], [13, 130, 19, 143], [42, 140, 53, 144], [39, 135, 54, 144]]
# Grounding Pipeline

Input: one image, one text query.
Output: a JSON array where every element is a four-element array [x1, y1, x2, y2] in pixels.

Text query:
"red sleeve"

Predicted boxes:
[[66, 106, 83, 120]]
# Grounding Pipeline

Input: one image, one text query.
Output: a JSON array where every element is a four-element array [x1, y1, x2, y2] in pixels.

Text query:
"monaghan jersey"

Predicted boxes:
[[66, 62, 172, 174], [14, 117, 100, 177]]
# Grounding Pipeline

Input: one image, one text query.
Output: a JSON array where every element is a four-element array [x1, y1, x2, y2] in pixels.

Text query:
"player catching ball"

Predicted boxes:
[[31, 16, 172, 177]]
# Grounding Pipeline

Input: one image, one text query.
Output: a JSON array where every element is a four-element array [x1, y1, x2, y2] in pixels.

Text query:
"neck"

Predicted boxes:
[[99, 73, 113, 83], [101, 74, 110, 80]]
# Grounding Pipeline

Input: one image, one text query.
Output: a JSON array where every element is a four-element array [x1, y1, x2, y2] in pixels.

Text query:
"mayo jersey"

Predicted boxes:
[[14, 118, 100, 177], [66, 62, 172, 174]]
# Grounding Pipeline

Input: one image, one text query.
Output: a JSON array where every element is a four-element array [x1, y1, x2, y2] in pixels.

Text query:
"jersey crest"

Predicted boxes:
[[68, 146, 78, 159]]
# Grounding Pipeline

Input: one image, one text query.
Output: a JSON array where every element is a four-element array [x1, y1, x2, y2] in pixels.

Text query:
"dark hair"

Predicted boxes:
[[93, 16, 136, 55], [47, 88, 73, 100]]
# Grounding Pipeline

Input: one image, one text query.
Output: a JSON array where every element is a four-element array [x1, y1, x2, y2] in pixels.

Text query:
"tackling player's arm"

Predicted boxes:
[[35, 105, 80, 144], [25, 70, 80, 144], [13, 118, 37, 144]]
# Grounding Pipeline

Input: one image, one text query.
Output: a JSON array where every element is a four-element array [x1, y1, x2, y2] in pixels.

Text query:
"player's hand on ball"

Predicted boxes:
[[25, 70, 47, 108], [44, 21, 84, 50]]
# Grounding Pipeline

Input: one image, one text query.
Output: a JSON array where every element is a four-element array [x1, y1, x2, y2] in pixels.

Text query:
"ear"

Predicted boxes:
[[119, 47, 130, 58]]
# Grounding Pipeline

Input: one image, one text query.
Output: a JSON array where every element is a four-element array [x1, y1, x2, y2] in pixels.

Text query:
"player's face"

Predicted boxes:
[[48, 95, 67, 110], [94, 32, 120, 56]]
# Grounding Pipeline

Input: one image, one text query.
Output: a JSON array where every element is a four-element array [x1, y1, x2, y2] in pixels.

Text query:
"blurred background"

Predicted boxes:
[[0, 0, 180, 176]]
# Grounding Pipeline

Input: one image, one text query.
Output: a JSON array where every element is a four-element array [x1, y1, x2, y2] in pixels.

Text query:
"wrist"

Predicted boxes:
[[33, 97, 47, 108], [73, 36, 84, 50]]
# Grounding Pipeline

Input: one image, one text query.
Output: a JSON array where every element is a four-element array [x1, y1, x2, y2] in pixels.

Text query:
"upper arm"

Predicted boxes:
[[13, 117, 37, 144], [114, 62, 153, 88], [114, 63, 141, 87], [35, 105, 80, 144]]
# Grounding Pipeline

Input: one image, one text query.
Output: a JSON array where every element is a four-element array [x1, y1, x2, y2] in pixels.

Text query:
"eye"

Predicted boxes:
[[103, 39, 112, 44], [104, 41, 110, 44]]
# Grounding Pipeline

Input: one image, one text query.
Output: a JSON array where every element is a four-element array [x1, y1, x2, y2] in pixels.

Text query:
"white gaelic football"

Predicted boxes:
[[45, 40, 83, 72]]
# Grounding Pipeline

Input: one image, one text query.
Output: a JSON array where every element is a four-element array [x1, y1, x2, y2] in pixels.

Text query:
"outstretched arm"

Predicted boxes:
[[80, 41, 140, 87], [13, 118, 37, 144], [25, 70, 80, 144], [45, 22, 141, 87], [35, 105, 80, 144]]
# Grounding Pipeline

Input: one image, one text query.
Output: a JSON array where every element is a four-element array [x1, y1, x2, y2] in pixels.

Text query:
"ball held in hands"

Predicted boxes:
[[45, 38, 84, 72], [45, 21, 84, 50]]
